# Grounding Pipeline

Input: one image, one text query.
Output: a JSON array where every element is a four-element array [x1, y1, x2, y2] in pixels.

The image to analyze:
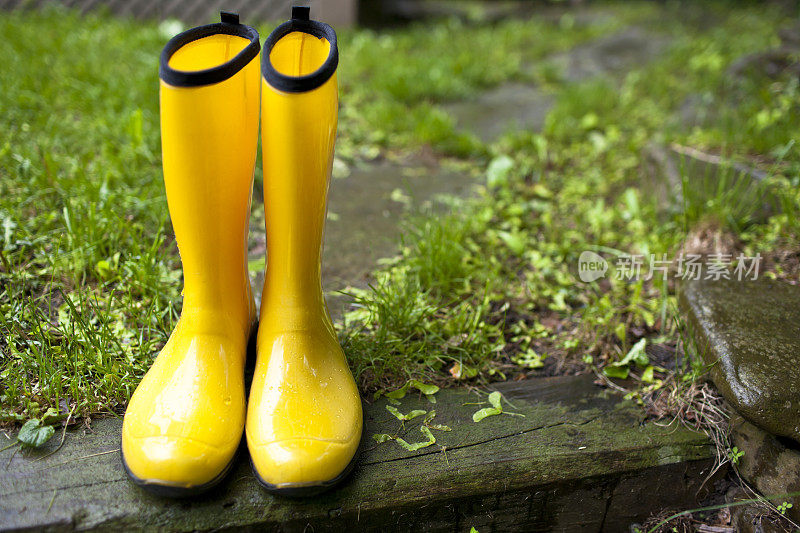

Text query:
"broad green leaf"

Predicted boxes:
[[40, 407, 67, 425], [95, 259, 114, 280], [375, 383, 409, 404], [603, 364, 630, 380], [620, 338, 648, 367], [408, 380, 439, 396], [17, 419, 55, 448], [614, 323, 626, 343], [423, 410, 451, 431], [472, 407, 502, 422], [378, 380, 440, 405], [605, 338, 648, 380], [394, 438, 430, 451], [497, 230, 526, 255], [486, 155, 514, 188], [395, 426, 436, 451], [385, 405, 404, 420], [372, 433, 394, 444], [385, 382, 410, 400], [580, 112, 599, 130], [641, 365, 655, 383], [488, 391, 503, 410], [531, 183, 552, 199], [385, 405, 426, 421]]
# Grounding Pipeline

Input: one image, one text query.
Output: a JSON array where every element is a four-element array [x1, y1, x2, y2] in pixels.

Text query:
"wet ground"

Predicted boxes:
[[248, 20, 671, 320], [323, 157, 476, 316], [444, 83, 555, 143], [248, 156, 476, 318], [445, 26, 669, 142]]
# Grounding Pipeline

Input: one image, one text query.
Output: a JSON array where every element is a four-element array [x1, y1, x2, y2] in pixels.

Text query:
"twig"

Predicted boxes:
[[46, 489, 57, 513], [6, 446, 18, 469], [36, 448, 120, 472], [646, 491, 800, 533]]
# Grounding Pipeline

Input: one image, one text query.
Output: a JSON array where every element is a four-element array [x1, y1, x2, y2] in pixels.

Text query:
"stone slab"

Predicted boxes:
[[546, 27, 668, 83], [445, 27, 670, 143], [680, 279, 800, 443], [444, 83, 555, 143], [0, 375, 713, 532], [730, 414, 800, 523], [249, 157, 476, 319]]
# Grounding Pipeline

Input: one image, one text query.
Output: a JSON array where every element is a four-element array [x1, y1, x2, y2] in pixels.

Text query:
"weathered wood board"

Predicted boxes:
[[0, 375, 714, 532]]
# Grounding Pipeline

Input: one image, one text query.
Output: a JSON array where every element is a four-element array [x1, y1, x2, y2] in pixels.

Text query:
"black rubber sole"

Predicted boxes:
[[121, 445, 239, 498], [250, 448, 359, 497]]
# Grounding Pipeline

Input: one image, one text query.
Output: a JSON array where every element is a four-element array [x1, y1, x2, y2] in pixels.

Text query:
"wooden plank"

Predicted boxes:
[[0, 375, 714, 532]]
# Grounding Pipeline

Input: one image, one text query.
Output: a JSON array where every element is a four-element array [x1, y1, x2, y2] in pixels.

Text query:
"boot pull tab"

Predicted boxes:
[[292, 6, 311, 21], [220, 11, 240, 25]]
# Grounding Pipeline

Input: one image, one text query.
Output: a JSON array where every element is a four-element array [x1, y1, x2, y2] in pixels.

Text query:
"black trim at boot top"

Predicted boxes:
[[160, 11, 261, 87], [262, 6, 339, 93]]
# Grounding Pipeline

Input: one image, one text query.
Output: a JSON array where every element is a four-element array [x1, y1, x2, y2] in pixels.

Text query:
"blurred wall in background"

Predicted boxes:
[[0, 0, 358, 26]]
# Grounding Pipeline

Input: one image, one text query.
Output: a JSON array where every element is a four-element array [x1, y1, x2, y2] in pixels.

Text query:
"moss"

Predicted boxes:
[[681, 279, 800, 443]]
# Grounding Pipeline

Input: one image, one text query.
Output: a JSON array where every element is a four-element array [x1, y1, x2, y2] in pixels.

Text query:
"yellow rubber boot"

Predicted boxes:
[[121, 12, 260, 497], [246, 6, 362, 495]]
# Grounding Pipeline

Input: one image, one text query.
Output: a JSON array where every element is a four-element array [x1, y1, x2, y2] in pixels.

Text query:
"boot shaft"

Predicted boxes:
[[159, 14, 260, 329], [260, 11, 339, 323]]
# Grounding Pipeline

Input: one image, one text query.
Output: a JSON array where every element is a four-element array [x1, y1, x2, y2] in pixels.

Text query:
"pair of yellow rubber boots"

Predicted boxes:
[[121, 8, 362, 497]]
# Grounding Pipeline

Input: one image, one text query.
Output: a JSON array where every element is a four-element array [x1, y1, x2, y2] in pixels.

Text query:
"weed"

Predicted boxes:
[[1, 2, 799, 425]]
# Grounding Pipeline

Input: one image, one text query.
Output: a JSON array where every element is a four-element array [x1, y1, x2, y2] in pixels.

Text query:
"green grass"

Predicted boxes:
[[339, 1, 800, 390], [1, 1, 799, 422], [0, 7, 176, 422]]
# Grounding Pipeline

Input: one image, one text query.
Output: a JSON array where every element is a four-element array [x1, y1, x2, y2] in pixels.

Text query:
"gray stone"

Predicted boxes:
[[444, 83, 555, 142], [731, 414, 800, 523], [249, 157, 476, 319], [727, 23, 800, 81], [680, 279, 800, 443], [0, 375, 713, 532], [445, 27, 670, 143], [324, 158, 474, 295], [546, 27, 669, 83], [727, 486, 770, 533]]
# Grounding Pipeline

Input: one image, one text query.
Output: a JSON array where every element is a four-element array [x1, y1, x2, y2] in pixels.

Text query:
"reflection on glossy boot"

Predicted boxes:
[[121, 12, 260, 497], [246, 7, 362, 496]]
